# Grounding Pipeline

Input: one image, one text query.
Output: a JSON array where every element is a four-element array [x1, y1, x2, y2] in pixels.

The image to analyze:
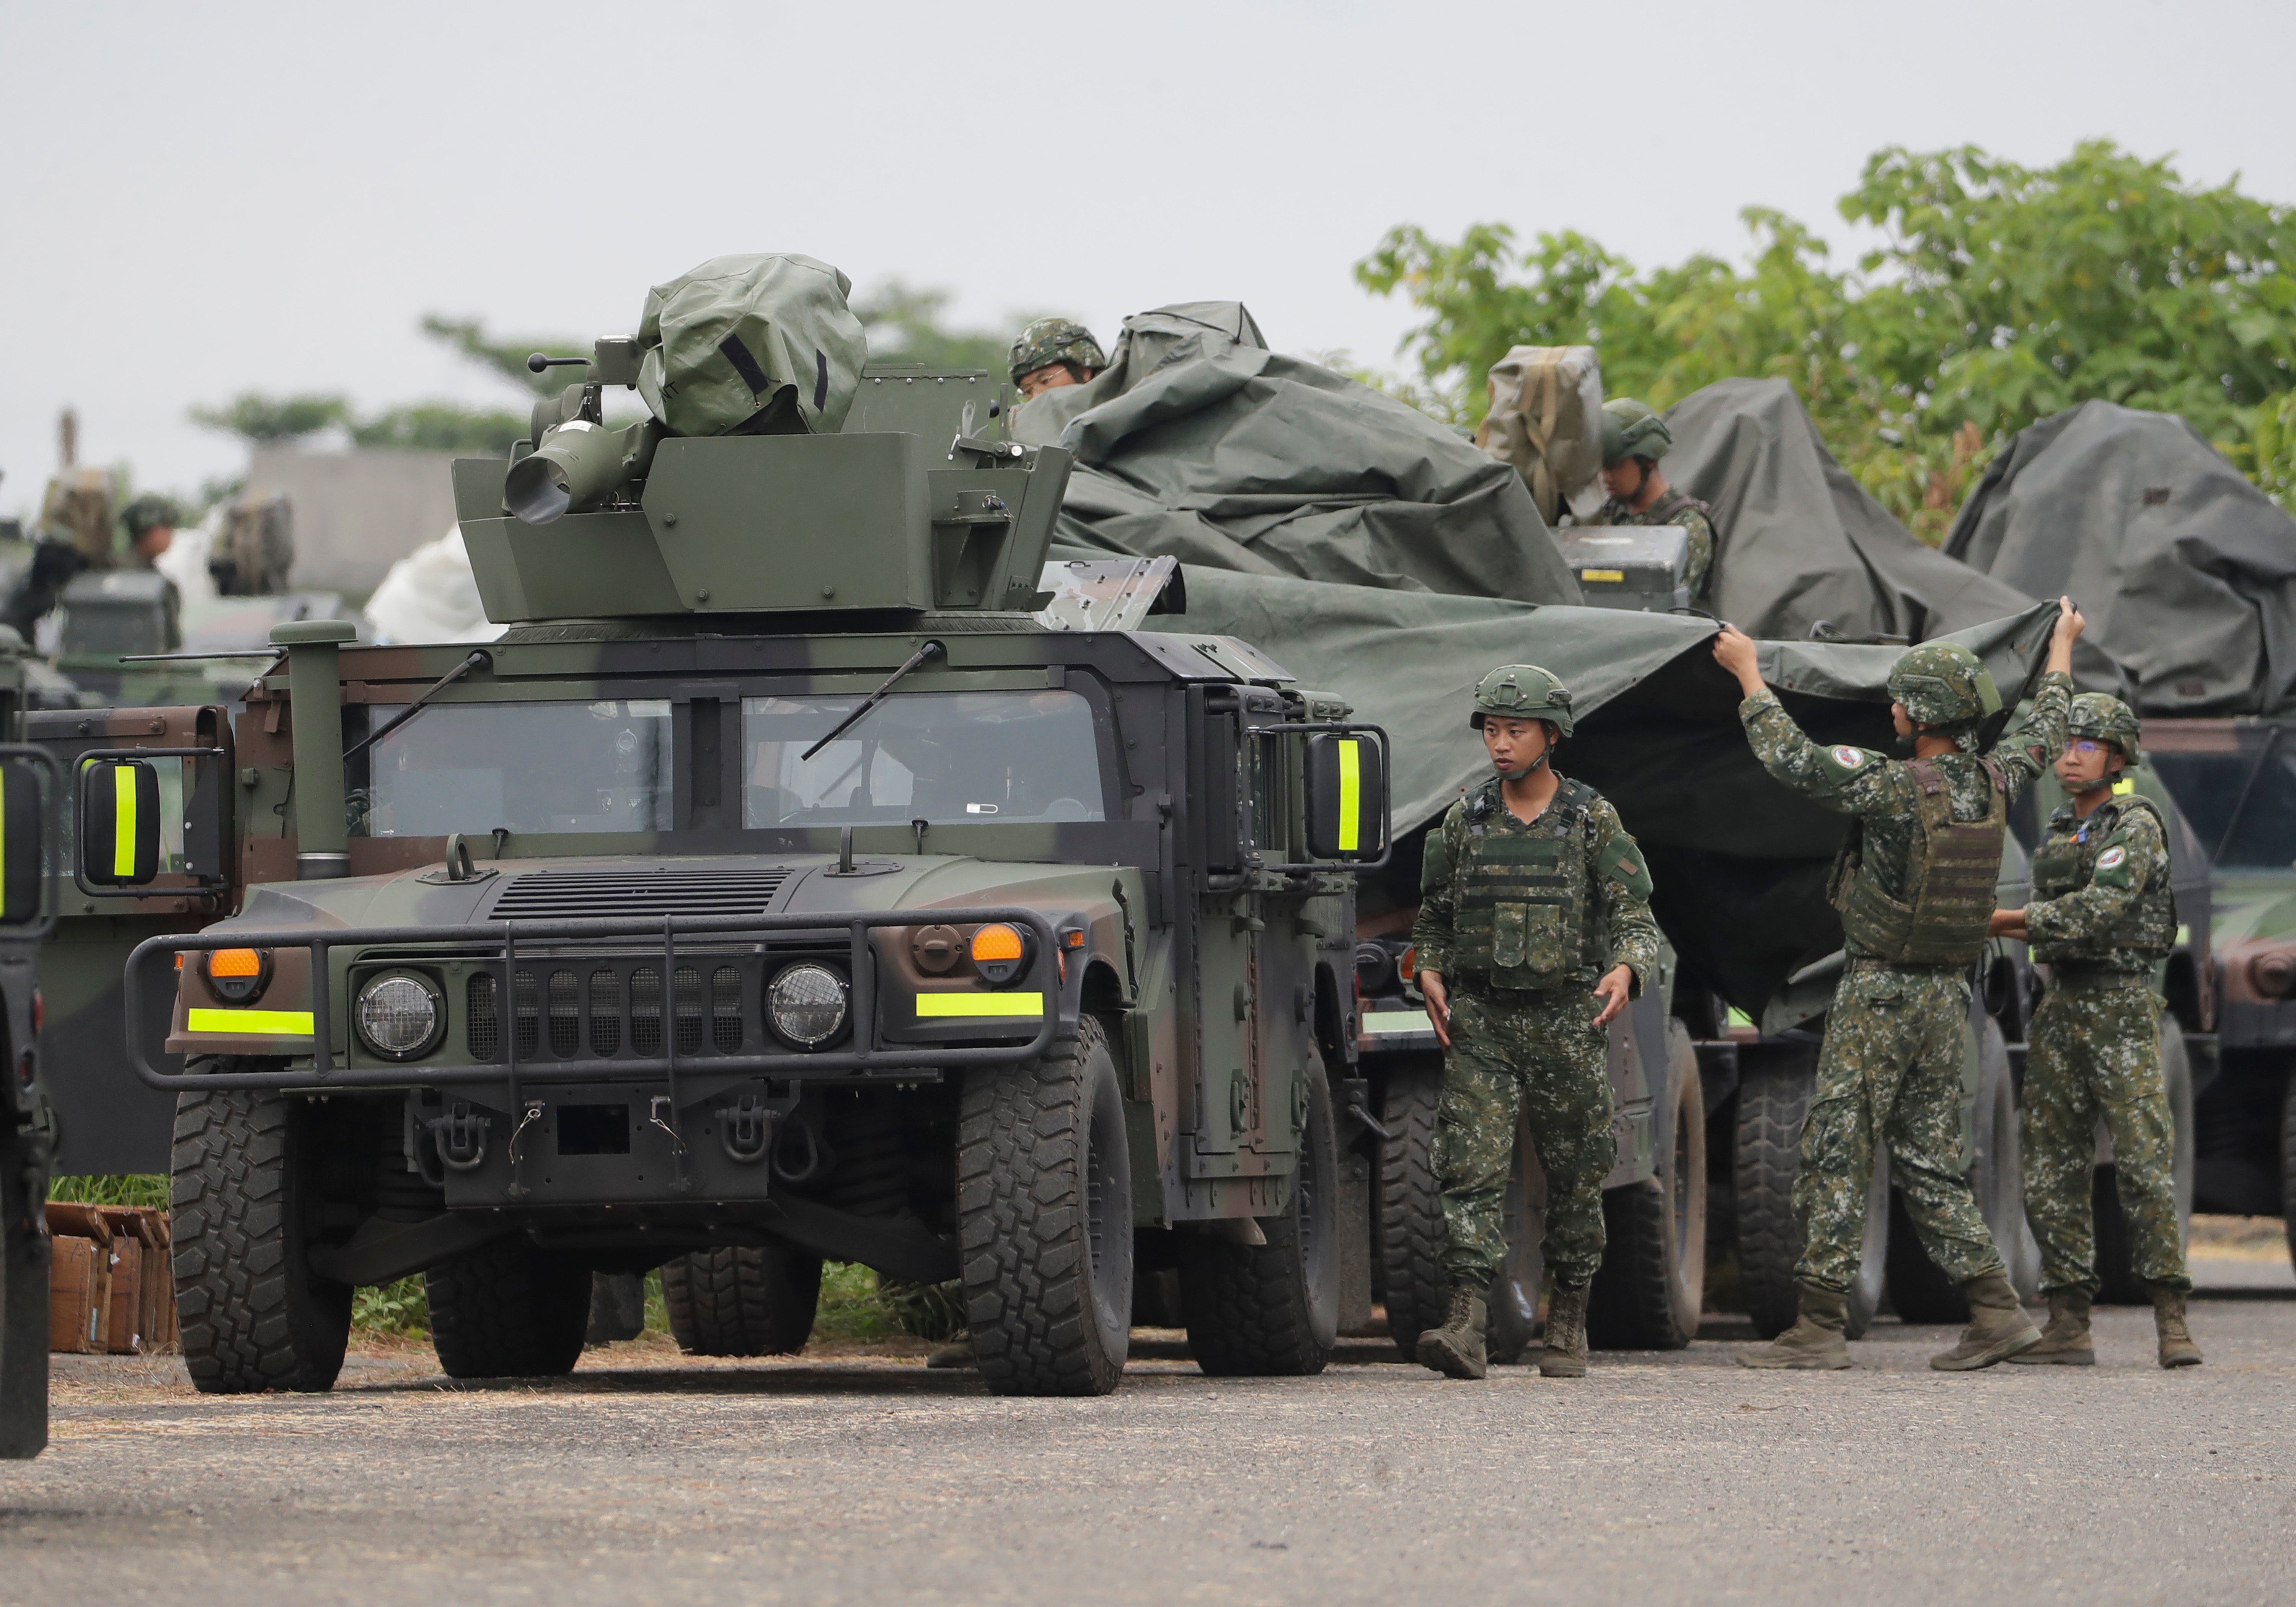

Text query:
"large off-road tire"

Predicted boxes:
[[1588, 1019, 1707, 1349], [426, 1235, 591, 1379], [171, 1088, 352, 1395], [957, 1016, 1134, 1396], [1376, 1054, 1448, 1361], [2096, 1015, 2196, 1304], [1887, 1014, 2035, 1321], [1735, 1048, 1887, 1340], [1180, 1053, 1341, 1376], [662, 1246, 822, 1356]]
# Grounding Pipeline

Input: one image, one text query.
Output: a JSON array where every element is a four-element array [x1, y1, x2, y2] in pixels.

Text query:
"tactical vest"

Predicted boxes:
[[1645, 489, 1717, 531], [2029, 794, 2177, 966], [1445, 778, 1603, 989], [1830, 755, 2006, 966]]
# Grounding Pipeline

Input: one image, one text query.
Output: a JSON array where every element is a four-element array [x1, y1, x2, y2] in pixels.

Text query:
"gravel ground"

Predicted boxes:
[[3, 1255, 2291, 1607]]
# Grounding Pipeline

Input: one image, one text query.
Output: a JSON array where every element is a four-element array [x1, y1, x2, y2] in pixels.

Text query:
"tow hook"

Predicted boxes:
[[650, 1096, 693, 1195], [431, 1103, 489, 1172], [719, 1096, 774, 1165], [1339, 1077, 1390, 1144], [506, 1100, 544, 1200]]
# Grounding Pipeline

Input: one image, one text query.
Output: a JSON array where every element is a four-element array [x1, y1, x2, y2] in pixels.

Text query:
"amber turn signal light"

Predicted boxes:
[[969, 923, 1033, 987], [203, 947, 272, 1005]]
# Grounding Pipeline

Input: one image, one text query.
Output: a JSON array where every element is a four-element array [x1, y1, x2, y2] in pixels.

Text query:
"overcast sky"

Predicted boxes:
[[6, 0, 2293, 517]]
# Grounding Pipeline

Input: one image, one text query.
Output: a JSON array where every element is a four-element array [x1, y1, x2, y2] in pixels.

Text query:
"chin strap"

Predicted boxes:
[[1495, 752, 1549, 782]]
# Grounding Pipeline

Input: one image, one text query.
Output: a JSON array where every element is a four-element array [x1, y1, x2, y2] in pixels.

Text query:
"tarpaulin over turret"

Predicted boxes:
[[1945, 399, 2296, 716], [637, 253, 868, 438], [1019, 302, 1580, 605]]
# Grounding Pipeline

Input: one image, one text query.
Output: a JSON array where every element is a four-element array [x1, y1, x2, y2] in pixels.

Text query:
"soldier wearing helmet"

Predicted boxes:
[[1595, 398, 1721, 604], [1989, 693, 2200, 1369], [1008, 318, 1107, 401], [1408, 664, 1661, 1380], [1714, 600, 2084, 1372]]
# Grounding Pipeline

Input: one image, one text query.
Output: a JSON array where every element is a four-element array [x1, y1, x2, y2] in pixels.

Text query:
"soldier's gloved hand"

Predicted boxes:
[[1591, 964, 1633, 1028], [1419, 970, 1452, 1048]]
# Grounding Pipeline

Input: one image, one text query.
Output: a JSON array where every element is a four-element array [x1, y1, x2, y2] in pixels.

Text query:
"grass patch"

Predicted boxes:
[[353, 1276, 430, 1337], [47, 1175, 168, 1209]]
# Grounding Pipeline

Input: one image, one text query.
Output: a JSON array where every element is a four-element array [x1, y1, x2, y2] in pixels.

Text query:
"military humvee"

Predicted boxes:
[[70, 348, 1390, 1398]]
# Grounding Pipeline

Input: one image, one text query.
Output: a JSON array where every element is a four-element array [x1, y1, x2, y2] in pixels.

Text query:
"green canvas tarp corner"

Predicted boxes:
[[1945, 399, 2296, 716]]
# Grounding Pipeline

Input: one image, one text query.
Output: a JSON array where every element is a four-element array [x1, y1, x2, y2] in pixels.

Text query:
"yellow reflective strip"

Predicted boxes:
[[113, 765, 137, 878], [1361, 1009, 1432, 1035], [915, 993, 1045, 1019], [186, 1008, 315, 1036], [1337, 738, 1360, 852], [1580, 568, 1625, 583]]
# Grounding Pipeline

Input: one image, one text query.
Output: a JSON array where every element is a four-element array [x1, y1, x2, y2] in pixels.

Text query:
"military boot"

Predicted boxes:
[[1416, 1285, 1488, 1380], [1930, 1271, 2042, 1371], [2151, 1285, 2203, 1369], [2008, 1289, 2094, 1365], [1539, 1282, 1591, 1378], [1736, 1282, 1851, 1370]]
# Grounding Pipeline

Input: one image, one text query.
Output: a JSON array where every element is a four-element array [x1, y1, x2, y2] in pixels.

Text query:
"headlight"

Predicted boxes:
[[355, 973, 444, 1060], [767, 963, 849, 1049], [203, 947, 272, 1005]]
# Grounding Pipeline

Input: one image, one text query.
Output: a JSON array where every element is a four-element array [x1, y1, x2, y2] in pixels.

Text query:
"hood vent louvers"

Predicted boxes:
[[486, 868, 791, 923]]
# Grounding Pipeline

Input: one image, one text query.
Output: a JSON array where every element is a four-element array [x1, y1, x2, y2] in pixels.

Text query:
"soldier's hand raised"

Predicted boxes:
[[1711, 626, 1764, 697], [2048, 596, 2087, 672]]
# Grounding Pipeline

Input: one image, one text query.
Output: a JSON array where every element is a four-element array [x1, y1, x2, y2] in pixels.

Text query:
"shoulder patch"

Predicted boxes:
[[1826, 744, 1872, 774], [2094, 844, 2128, 872], [1597, 834, 1655, 901]]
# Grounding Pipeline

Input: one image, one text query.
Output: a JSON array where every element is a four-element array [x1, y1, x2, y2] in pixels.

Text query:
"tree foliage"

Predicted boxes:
[[419, 314, 587, 397], [188, 392, 349, 443], [853, 279, 1043, 373], [1357, 141, 2296, 541]]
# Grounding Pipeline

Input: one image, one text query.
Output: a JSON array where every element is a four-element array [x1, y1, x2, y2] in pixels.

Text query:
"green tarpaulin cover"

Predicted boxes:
[[638, 253, 868, 438], [1945, 399, 2296, 717]]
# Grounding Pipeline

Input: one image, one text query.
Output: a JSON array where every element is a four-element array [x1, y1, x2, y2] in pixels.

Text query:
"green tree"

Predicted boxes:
[[349, 403, 529, 454], [854, 279, 1042, 372], [1357, 141, 2296, 542], [188, 392, 349, 443], [420, 314, 589, 397]]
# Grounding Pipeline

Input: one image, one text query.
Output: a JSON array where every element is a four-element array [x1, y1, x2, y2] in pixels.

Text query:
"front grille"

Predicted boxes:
[[456, 951, 829, 1066], [488, 867, 791, 922], [467, 973, 499, 1060]]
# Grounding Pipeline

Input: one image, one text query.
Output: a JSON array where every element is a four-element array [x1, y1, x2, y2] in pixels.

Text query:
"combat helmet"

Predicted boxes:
[[122, 494, 179, 539], [1470, 664, 1574, 739], [1600, 398, 1672, 466], [2068, 691, 2143, 764], [1008, 317, 1107, 385], [1887, 642, 2002, 729]]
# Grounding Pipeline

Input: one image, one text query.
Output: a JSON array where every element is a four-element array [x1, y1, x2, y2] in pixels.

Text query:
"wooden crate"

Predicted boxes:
[[48, 1234, 109, 1354]]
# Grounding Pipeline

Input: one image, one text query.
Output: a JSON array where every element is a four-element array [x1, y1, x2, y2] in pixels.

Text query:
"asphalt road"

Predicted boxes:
[[5, 1266, 2292, 1606]]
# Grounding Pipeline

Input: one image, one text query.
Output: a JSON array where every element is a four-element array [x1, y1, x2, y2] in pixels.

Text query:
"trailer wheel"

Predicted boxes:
[[1181, 1053, 1341, 1376], [1376, 1054, 1448, 1361], [662, 1246, 822, 1356], [957, 1016, 1133, 1396], [1588, 1019, 1707, 1349], [171, 1086, 352, 1395], [1887, 1014, 2034, 1321], [2096, 1015, 2195, 1304], [1735, 1048, 1887, 1340], [427, 1235, 591, 1379]]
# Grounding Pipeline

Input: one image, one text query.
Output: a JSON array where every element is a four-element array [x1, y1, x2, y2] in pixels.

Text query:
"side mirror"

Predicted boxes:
[[1305, 732, 1386, 862], [79, 758, 161, 888], [0, 758, 42, 927]]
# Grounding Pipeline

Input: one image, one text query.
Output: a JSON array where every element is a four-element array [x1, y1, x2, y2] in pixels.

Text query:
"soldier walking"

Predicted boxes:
[[1595, 399, 1722, 606], [1992, 694, 2202, 1368], [1411, 667, 1660, 1380], [1716, 600, 2082, 1371]]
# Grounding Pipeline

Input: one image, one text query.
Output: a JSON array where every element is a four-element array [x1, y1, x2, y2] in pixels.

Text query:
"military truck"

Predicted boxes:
[[62, 328, 1390, 1398]]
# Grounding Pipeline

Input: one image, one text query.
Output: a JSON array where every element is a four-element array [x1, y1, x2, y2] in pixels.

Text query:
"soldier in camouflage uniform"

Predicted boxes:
[[1411, 665, 1661, 1380], [1717, 601, 2084, 1371], [1008, 318, 1107, 401], [1596, 398, 1720, 605], [1992, 694, 2201, 1368]]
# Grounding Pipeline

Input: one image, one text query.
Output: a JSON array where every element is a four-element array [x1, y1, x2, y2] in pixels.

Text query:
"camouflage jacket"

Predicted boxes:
[[1412, 774, 1661, 994], [2026, 790, 2175, 971], [1595, 490, 1717, 602], [1738, 672, 2073, 960]]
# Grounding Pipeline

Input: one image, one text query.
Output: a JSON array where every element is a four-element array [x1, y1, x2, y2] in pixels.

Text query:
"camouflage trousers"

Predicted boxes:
[[2022, 980, 2189, 1295], [1795, 966, 2005, 1293], [1436, 990, 1616, 1291]]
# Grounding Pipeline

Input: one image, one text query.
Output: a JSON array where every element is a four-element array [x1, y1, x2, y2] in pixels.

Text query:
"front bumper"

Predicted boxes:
[[126, 906, 1066, 1094]]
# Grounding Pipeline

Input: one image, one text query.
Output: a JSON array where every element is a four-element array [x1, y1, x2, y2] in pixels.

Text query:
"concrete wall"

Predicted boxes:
[[243, 446, 467, 595]]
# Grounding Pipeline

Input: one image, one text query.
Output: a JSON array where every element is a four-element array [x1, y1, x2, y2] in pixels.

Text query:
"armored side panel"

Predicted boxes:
[[846, 366, 1012, 440]]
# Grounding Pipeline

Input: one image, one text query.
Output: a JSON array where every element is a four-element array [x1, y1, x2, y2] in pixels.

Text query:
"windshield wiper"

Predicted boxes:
[[801, 640, 944, 762], [342, 650, 492, 764]]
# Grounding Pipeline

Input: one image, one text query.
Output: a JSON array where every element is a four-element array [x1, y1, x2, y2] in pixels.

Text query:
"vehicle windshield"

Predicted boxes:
[[2150, 723, 2296, 870], [355, 699, 673, 837], [744, 690, 1105, 826]]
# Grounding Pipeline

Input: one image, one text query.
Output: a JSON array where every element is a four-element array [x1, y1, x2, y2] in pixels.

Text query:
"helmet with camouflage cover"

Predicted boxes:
[[1470, 663, 1574, 739], [1887, 642, 2002, 729], [122, 494, 179, 539], [2068, 691, 2142, 764], [1008, 318, 1107, 385], [1600, 397, 1672, 466]]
